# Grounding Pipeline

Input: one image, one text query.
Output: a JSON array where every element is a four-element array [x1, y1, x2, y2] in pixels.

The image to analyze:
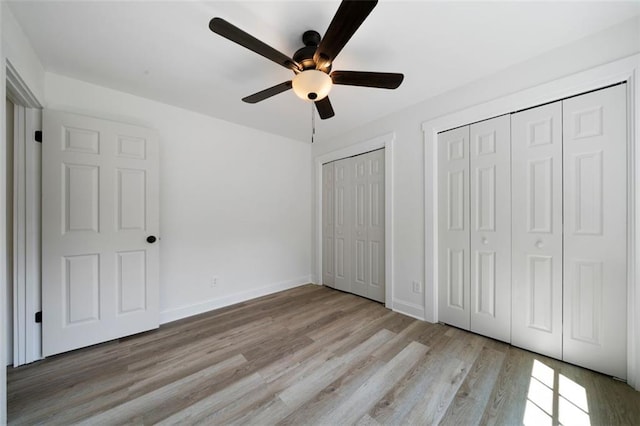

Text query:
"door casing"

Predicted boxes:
[[6, 60, 43, 366]]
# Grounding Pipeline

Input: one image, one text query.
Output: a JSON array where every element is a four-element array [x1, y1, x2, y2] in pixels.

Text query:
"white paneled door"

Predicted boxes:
[[438, 83, 628, 379], [366, 150, 385, 303], [322, 149, 385, 303], [333, 158, 351, 293], [562, 85, 627, 379], [469, 115, 511, 342], [42, 110, 160, 356], [438, 126, 471, 330], [511, 101, 563, 359], [350, 149, 385, 302], [438, 116, 511, 341], [322, 162, 335, 288]]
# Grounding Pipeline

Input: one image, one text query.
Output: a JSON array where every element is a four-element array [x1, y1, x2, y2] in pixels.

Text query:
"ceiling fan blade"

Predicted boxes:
[[315, 97, 335, 120], [314, 0, 378, 70], [242, 81, 293, 103], [331, 71, 404, 89], [209, 18, 301, 72]]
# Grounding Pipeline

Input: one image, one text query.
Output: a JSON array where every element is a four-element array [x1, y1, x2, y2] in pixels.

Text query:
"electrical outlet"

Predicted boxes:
[[211, 276, 218, 288], [412, 280, 422, 294]]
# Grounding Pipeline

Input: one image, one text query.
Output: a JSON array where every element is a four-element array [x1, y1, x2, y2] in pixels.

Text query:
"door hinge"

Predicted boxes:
[[35, 130, 42, 143], [35, 311, 42, 323]]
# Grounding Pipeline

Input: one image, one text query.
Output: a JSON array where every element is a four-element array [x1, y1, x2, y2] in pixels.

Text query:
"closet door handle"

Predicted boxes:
[[481, 237, 488, 245], [535, 240, 544, 249]]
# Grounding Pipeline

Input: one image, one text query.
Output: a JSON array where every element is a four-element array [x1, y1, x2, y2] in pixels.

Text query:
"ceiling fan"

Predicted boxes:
[[208, 0, 404, 120]]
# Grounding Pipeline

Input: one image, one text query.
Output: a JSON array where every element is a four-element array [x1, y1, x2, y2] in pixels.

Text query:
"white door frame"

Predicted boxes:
[[2, 58, 44, 422], [6, 61, 41, 108], [11, 105, 42, 366], [6, 60, 43, 366], [423, 54, 640, 389], [314, 133, 395, 309]]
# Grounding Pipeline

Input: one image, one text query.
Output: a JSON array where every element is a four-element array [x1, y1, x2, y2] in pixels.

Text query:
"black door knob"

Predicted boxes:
[[146, 236, 157, 244]]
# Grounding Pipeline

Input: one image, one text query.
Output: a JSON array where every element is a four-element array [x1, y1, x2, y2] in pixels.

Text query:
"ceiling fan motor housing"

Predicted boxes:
[[294, 30, 329, 71]]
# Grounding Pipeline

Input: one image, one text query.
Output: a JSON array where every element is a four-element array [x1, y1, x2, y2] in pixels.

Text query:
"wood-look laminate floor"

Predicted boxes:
[[7, 285, 640, 425]]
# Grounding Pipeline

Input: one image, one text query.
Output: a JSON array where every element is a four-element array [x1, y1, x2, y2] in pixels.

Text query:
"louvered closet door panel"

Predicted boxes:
[[511, 102, 563, 358], [438, 126, 471, 330], [334, 158, 352, 292], [469, 115, 511, 342], [322, 162, 335, 288], [563, 84, 627, 379]]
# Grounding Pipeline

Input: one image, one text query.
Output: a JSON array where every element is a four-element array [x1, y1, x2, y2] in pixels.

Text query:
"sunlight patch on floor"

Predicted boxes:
[[523, 359, 590, 426], [558, 374, 590, 426]]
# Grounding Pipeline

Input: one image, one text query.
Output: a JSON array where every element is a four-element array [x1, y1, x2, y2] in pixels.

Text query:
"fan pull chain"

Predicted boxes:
[[311, 103, 316, 144]]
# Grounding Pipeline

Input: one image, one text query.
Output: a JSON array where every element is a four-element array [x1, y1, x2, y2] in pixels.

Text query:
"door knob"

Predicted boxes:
[[146, 235, 157, 244], [482, 237, 488, 245], [535, 240, 543, 249]]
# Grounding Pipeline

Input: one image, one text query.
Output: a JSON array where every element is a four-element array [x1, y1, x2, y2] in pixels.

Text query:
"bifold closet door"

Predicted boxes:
[[438, 83, 627, 378], [562, 84, 627, 379], [322, 162, 335, 288], [350, 149, 385, 302], [323, 151, 385, 301], [438, 126, 471, 330], [438, 116, 511, 340], [511, 101, 563, 359], [333, 158, 352, 292], [469, 115, 511, 342]]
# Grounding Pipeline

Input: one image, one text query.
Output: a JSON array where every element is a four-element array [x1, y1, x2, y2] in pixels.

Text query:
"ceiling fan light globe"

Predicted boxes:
[[292, 70, 332, 102]]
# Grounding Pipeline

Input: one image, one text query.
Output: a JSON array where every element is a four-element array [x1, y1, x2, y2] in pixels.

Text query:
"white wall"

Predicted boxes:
[[312, 16, 640, 320], [1, 0, 311, 340], [45, 73, 312, 322], [1, 5, 45, 104]]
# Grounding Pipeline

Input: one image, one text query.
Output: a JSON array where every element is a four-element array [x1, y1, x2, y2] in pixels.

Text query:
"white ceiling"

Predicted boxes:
[[8, 1, 640, 142]]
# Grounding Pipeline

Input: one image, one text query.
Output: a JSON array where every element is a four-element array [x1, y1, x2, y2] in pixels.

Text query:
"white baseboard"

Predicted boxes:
[[159, 275, 312, 324], [392, 299, 427, 321]]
